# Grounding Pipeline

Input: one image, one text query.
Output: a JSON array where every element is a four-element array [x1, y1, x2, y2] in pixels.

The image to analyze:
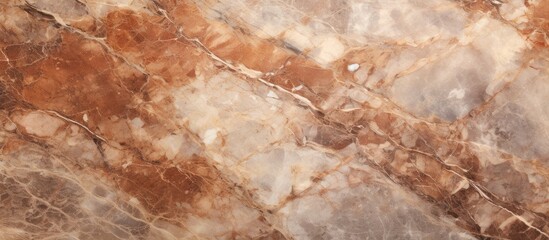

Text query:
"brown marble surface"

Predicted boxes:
[[1, 0, 549, 239]]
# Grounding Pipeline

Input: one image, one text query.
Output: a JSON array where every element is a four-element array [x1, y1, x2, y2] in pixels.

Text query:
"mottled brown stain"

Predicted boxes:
[[196, 20, 292, 72], [26, 0, 88, 20], [0, 12, 59, 111], [111, 158, 213, 216], [0, 138, 33, 155], [3, 43, 49, 68], [256, 229, 287, 240], [0, 82, 15, 110], [268, 57, 335, 104], [0, 172, 74, 233], [355, 111, 503, 236], [458, 0, 497, 15], [413, 123, 481, 178], [486, 219, 545, 240], [152, 0, 291, 73], [96, 117, 134, 144], [0, 6, 58, 45], [311, 125, 353, 150], [515, 0, 549, 47], [530, 0, 549, 47], [71, 15, 103, 35], [373, 112, 398, 134], [151, 0, 333, 102], [459, 0, 545, 49], [357, 127, 386, 145], [155, 0, 209, 37], [105, 10, 175, 52], [288, 58, 334, 89], [334, 48, 392, 86], [533, 0, 549, 24], [413, 122, 443, 151], [104, 9, 209, 85], [8, 32, 146, 128]]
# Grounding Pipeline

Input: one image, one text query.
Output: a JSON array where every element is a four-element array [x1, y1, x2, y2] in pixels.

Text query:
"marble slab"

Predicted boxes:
[[1, 0, 549, 239]]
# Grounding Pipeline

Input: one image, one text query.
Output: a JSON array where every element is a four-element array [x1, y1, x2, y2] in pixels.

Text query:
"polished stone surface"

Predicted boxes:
[[1, 0, 549, 239]]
